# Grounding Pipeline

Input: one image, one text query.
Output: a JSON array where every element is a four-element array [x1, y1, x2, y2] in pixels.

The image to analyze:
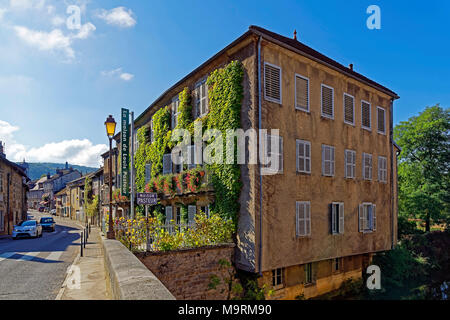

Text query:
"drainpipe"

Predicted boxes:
[[390, 98, 395, 249], [257, 36, 263, 276], [6, 172, 10, 235]]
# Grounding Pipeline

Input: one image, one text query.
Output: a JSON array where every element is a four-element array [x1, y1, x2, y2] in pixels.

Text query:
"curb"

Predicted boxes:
[[55, 253, 81, 300]]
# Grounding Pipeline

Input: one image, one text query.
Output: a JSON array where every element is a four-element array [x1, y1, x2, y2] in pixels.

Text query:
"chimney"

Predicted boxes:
[[349, 64, 354, 71], [293, 29, 297, 40], [0, 141, 4, 158]]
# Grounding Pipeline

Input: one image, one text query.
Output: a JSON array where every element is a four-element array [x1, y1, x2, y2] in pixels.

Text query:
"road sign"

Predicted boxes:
[[137, 193, 158, 205]]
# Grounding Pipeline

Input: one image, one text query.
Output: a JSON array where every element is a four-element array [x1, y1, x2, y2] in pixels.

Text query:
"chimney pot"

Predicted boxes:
[[349, 64, 354, 71], [293, 30, 297, 40]]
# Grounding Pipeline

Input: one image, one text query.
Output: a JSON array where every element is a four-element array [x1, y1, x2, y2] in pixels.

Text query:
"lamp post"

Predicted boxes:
[[105, 115, 116, 239]]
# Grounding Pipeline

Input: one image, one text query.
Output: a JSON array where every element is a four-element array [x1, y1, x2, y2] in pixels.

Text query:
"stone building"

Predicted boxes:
[[42, 166, 82, 210], [115, 26, 400, 299], [0, 142, 29, 235]]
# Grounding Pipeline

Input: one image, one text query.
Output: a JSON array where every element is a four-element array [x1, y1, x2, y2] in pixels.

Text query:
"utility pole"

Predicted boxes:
[[130, 111, 135, 219]]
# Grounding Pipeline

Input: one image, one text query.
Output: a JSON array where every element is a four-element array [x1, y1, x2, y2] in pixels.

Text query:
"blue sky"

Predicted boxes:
[[0, 0, 449, 167]]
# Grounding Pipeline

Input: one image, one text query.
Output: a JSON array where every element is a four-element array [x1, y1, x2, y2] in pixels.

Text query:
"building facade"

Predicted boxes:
[[0, 142, 29, 235], [42, 167, 82, 210], [117, 26, 399, 299]]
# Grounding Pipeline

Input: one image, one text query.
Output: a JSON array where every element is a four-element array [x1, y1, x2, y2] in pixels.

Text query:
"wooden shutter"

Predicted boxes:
[[344, 94, 354, 124], [372, 204, 376, 231], [362, 101, 371, 129], [188, 205, 196, 225], [377, 107, 385, 133], [339, 203, 345, 234], [359, 204, 364, 232], [295, 75, 308, 110], [165, 206, 173, 225], [321, 85, 334, 118], [163, 153, 172, 174], [264, 63, 281, 103], [329, 204, 334, 234]]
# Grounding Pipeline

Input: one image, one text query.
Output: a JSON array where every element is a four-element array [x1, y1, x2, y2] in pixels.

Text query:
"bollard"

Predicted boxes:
[[84, 229, 86, 248], [80, 231, 83, 257]]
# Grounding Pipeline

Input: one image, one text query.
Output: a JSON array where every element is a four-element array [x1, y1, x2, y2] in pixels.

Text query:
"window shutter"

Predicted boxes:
[[359, 204, 364, 232], [329, 203, 334, 234], [163, 154, 172, 174], [278, 135, 283, 173], [344, 94, 354, 124], [296, 202, 300, 237], [322, 145, 325, 175], [264, 63, 281, 103], [330, 147, 335, 176], [165, 206, 173, 225], [321, 85, 334, 118], [296, 141, 300, 172], [362, 101, 371, 129], [377, 107, 385, 133], [372, 205, 376, 231], [145, 163, 152, 184], [306, 203, 311, 236], [305, 142, 310, 173], [188, 205, 196, 225], [295, 75, 308, 110], [187, 145, 196, 169], [339, 203, 344, 234]]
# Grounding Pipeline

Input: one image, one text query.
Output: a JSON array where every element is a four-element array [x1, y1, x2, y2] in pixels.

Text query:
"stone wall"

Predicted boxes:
[[136, 244, 235, 300]]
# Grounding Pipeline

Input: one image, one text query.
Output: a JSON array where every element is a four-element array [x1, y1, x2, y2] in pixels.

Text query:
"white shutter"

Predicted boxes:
[[359, 204, 364, 232], [296, 203, 300, 237], [322, 145, 325, 175], [163, 153, 172, 174], [188, 205, 196, 225], [278, 135, 283, 173], [372, 204, 376, 231], [339, 203, 344, 234], [165, 206, 173, 225], [330, 147, 335, 176], [361, 101, 371, 129], [306, 203, 311, 236], [305, 142, 310, 173], [296, 140, 300, 172], [331, 204, 337, 234], [344, 93, 354, 124]]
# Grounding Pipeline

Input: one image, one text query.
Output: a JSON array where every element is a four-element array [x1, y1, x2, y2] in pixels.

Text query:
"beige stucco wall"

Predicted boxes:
[[256, 40, 397, 272]]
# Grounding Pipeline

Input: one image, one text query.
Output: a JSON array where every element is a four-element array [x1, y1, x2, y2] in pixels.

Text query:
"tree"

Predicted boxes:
[[394, 105, 450, 231]]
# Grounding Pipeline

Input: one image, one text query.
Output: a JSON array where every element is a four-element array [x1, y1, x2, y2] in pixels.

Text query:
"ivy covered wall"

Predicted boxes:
[[134, 60, 244, 226]]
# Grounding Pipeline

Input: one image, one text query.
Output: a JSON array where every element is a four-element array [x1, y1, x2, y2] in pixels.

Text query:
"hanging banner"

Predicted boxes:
[[121, 108, 130, 197]]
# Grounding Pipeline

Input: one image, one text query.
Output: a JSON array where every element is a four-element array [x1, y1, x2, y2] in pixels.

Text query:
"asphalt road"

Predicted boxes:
[[0, 211, 83, 300]]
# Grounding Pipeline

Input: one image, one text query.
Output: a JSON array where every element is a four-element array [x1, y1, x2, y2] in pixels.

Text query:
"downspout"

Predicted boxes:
[[6, 172, 10, 235], [257, 36, 263, 276], [390, 98, 395, 249]]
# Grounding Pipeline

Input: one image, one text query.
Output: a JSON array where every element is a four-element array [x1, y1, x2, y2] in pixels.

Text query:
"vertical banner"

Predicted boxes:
[[121, 108, 130, 197]]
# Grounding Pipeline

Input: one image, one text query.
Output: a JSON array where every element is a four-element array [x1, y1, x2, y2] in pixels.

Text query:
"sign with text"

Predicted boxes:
[[137, 193, 158, 205], [121, 108, 130, 197]]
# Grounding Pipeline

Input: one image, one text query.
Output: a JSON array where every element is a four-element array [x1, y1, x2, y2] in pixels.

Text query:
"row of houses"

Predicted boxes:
[[103, 26, 400, 299]]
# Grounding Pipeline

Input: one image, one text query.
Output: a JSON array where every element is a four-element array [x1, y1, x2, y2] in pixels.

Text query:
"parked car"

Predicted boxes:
[[40, 217, 56, 232], [50, 209, 56, 216], [27, 215, 35, 220], [12, 220, 42, 239]]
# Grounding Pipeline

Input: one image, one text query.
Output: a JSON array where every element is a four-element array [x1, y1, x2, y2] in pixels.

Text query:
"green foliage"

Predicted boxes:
[[398, 215, 422, 238], [134, 125, 151, 193], [176, 87, 193, 132], [205, 60, 244, 225], [83, 176, 92, 213], [394, 105, 450, 231]]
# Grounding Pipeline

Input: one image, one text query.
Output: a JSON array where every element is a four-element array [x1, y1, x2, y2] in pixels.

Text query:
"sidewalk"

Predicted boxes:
[[56, 226, 111, 300]]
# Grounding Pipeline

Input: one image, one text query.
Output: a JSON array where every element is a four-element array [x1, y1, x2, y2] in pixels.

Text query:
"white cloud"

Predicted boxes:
[[97, 6, 136, 28], [51, 15, 64, 26], [101, 67, 134, 81], [0, 120, 107, 167], [14, 25, 75, 59], [9, 0, 46, 10], [73, 22, 96, 39], [0, 8, 7, 20]]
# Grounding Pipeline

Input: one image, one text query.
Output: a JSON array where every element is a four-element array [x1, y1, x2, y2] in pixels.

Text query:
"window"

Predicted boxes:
[[194, 80, 208, 118], [188, 205, 196, 225], [359, 203, 376, 232], [331, 202, 344, 234], [296, 201, 311, 237], [175, 206, 181, 224], [163, 153, 172, 175], [145, 163, 152, 184], [305, 263, 313, 284], [332, 258, 342, 272], [172, 97, 180, 129], [377, 107, 386, 134], [363, 153, 373, 180], [345, 149, 356, 179], [343, 93, 355, 125], [378, 156, 387, 183], [174, 150, 183, 174], [263, 134, 283, 174], [361, 100, 371, 130], [186, 145, 199, 169], [296, 140, 311, 173], [165, 206, 173, 231], [295, 74, 309, 111], [321, 84, 334, 119], [322, 145, 335, 176], [272, 268, 284, 287], [264, 62, 282, 103], [200, 205, 210, 218], [150, 118, 154, 143]]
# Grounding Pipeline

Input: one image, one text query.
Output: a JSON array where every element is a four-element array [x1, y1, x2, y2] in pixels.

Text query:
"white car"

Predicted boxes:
[[12, 220, 43, 239], [50, 209, 57, 216]]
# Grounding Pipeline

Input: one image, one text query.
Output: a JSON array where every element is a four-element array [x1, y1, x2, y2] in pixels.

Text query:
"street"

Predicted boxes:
[[0, 211, 82, 300]]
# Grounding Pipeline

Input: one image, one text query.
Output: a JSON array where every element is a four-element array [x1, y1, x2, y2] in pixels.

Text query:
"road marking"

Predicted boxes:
[[15, 251, 40, 261], [0, 252, 16, 262], [46, 251, 64, 261]]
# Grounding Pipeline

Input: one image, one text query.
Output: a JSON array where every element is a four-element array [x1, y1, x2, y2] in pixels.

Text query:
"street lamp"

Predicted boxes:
[[105, 115, 116, 239]]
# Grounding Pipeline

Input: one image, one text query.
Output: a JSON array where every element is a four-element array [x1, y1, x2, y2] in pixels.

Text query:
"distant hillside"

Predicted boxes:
[[20, 162, 99, 181]]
